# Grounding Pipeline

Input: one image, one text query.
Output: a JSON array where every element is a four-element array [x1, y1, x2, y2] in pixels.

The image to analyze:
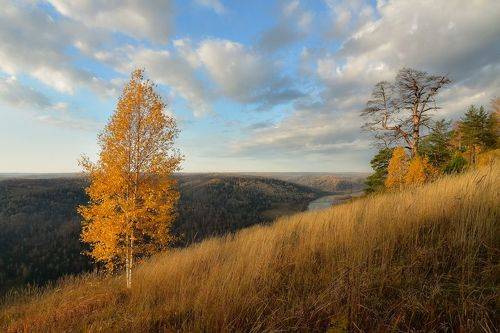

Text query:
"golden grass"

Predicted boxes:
[[1, 164, 499, 332]]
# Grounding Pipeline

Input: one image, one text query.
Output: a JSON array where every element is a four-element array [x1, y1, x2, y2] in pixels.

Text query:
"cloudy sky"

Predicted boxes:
[[0, 0, 498, 173]]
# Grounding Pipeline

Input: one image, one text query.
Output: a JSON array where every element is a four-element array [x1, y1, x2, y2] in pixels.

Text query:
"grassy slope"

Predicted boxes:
[[1, 165, 498, 332]]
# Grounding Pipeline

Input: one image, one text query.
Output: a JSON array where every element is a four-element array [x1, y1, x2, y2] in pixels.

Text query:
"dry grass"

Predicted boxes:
[[1, 164, 498, 332]]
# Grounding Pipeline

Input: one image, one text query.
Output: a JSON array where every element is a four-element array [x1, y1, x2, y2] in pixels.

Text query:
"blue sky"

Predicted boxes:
[[0, 0, 498, 173]]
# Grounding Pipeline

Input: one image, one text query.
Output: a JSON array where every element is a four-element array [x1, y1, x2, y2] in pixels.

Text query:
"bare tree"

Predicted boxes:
[[361, 68, 451, 156]]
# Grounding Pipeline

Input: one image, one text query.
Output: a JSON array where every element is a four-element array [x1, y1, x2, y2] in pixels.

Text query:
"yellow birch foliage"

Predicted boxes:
[[385, 147, 408, 189], [404, 156, 426, 185], [78, 69, 182, 271], [405, 155, 439, 185]]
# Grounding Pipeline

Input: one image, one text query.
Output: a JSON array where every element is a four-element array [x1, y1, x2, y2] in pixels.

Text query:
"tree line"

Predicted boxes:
[[362, 68, 498, 193]]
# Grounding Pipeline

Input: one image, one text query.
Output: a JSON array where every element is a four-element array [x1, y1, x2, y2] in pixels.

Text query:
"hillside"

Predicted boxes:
[[249, 172, 368, 193], [1, 165, 497, 332], [0, 175, 319, 293], [174, 174, 321, 244]]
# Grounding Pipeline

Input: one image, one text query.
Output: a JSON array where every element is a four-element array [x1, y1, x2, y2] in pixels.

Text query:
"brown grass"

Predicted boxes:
[[1, 164, 498, 332]]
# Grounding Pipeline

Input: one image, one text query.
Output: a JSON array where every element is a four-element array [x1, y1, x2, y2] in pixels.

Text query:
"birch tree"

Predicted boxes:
[[362, 68, 451, 156], [78, 69, 182, 288]]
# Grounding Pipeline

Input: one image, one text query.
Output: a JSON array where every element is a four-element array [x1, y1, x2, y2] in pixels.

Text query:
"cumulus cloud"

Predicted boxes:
[[325, 0, 374, 39], [258, 0, 313, 52], [322, 0, 500, 96], [0, 1, 299, 120], [91, 42, 213, 117], [84, 36, 303, 116], [235, 0, 500, 162], [0, 1, 116, 95], [124, 47, 214, 117], [197, 39, 303, 108], [233, 101, 369, 156], [1, 0, 498, 169], [47, 0, 174, 43]]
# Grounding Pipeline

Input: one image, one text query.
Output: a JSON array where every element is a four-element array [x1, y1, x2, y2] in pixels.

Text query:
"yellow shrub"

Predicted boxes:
[[404, 155, 426, 185], [385, 147, 408, 188]]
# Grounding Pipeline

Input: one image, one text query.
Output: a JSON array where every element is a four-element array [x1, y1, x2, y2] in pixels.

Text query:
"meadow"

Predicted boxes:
[[1, 164, 498, 332]]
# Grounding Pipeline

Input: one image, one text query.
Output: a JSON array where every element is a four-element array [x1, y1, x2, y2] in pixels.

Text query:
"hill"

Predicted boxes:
[[246, 172, 367, 193], [1, 165, 497, 331], [0, 175, 319, 293], [174, 174, 321, 244]]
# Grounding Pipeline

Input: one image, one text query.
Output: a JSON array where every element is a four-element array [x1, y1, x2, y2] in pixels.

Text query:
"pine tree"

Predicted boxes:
[[419, 119, 453, 169], [385, 147, 408, 189], [458, 105, 496, 163], [364, 148, 393, 193], [443, 153, 467, 174], [490, 98, 499, 147], [78, 69, 182, 288]]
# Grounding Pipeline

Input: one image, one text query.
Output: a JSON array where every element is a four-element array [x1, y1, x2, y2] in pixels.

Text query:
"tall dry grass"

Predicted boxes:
[[1, 164, 498, 332]]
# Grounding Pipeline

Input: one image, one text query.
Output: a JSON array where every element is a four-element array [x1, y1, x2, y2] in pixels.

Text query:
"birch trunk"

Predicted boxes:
[[126, 234, 133, 289], [125, 245, 130, 288]]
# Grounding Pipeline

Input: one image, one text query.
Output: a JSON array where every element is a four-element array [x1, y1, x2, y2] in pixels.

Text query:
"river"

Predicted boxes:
[[307, 192, 364, 211]]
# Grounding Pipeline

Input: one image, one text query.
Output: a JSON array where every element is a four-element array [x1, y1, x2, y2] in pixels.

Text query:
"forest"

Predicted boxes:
[[0, 173, 362, 294]]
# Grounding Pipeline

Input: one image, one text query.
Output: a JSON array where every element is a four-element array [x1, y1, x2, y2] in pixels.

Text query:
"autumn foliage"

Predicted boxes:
[[385, 147, 407, 188], [404, 155, 437, 185], [78, 69, 182, 287], [386, 147, 438, 188]]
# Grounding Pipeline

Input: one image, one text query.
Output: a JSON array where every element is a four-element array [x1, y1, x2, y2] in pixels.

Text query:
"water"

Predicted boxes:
[[307, 192, 363, 211]]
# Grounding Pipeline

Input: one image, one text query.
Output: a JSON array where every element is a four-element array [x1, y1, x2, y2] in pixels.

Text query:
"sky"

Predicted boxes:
[[0, 0, 499, 173]]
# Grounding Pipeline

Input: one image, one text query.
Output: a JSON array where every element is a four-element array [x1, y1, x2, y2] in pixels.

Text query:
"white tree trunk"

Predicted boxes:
[[126, 234, 133, 289], [125, 252, 129, 288], [129, 236, 133, 288]]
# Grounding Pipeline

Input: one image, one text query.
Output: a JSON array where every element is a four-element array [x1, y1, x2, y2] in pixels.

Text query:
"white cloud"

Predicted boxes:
[[325, 0, 374, 39], [0, 1, 116, 95], [0, 76, 52, 109], [283, 0, 300, 16], [234, 0, 500, 162], [47, 0, 174, 43], [330, 0, 500, 87], [0, 76, 100, 131], [313, 0, 500, 114], [197, 39, 303, 107], [233, 101, 369, 156], [194, 0, 226, 14], [118, 48, 213, 116], [1, 0, 498, 169], [258, 0, 313, 52], [35, 102, 101, 131]]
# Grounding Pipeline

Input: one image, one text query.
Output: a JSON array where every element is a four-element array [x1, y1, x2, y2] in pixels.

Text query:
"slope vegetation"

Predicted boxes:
[[0, 175, 319, 293], [1, 166, 498, 332]]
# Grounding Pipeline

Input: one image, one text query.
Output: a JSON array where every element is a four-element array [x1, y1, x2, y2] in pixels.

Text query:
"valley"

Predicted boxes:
[[0, 172, 364, 294]]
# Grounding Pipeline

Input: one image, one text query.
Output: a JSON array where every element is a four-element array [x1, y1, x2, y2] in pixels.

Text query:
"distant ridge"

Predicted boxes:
[[0, 173, 82, 180]]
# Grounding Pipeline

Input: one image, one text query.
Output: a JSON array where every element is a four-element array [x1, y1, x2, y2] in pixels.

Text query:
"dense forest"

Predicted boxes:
[[0, 178, 91, 293], [254, 172, 367, 193], [0, 174, 332, 294]]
